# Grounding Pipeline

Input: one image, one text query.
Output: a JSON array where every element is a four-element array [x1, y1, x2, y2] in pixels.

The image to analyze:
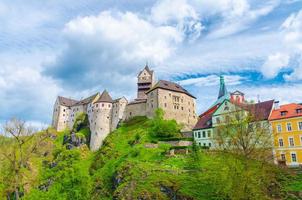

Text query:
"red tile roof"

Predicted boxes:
[[269, 103, 302, 121], [193, 104, 219, 130]]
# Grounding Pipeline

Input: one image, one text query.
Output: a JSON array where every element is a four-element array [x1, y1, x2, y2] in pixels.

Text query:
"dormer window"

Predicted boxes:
[[296, 109, 302, 114], [280, 111, 287, 116]]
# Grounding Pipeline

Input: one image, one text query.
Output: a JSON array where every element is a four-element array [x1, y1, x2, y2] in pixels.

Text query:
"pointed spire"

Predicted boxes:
[[97, 90, 113, 103], [144, 61, 151, 72], [218, 75, 227, 99]]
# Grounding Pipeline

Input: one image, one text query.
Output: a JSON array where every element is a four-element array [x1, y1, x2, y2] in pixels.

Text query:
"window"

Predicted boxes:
[[291, 153, 297, 162], [208, 143, 211, 147], [277, 125, 282, 133], [281, 153, 286, 161], [102, 104, 104, 107], [298, 122, 302, 130], [108, 104, 111, 108], [203, 143, 206, 146], [198, 132, 201, 138], [63, 109, 65, 112], [281, 111, 287, 116], [164, 103, 167, 107], [289, 137, 294, 146], [279, 138, 283, 147], [208, 130, 211, 137], [296, 109, 302, 114], [202, 131, 206, 138], [287, 123, 292, 131]]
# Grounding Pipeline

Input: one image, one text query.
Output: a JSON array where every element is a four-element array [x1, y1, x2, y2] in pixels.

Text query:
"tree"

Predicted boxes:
[[0, 118, 51, 199], [214, 108, 273, 162], [149, 109, 181, 138]]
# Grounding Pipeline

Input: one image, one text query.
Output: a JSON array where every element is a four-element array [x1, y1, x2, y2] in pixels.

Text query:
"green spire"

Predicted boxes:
[[218, 75, 227, 99]]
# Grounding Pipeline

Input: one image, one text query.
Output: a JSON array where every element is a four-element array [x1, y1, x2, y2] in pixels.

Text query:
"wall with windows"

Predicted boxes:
[[155, 88, 197, 131], [52, 99, 71, 131], [193, 128, 214, 148], [89, 102, 113, 151], [111, 97, 128, 131], [271, 116, 302, 166]]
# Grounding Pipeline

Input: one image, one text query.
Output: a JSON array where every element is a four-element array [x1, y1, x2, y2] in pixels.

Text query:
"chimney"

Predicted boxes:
[[274, 101, 280, 110]]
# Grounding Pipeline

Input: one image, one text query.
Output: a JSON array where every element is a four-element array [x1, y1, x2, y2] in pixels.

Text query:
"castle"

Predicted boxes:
[[52, 65, 197, 151]]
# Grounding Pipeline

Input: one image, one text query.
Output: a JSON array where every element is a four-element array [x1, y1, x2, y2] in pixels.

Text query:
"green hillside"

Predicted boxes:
[[0, 116, 301, 200]]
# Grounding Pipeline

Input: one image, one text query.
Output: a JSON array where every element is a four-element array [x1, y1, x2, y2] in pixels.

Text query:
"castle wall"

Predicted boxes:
[[68, 105, 85, 129], [111, 98, 128, 131], [52, 100, 71, 131], [89, 102, 113, 151], [147, 88, 197, 131], [124, 102, 147, 121]]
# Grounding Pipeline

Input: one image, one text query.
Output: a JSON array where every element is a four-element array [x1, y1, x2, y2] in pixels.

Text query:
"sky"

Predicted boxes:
[[0, 0, 302, 127]]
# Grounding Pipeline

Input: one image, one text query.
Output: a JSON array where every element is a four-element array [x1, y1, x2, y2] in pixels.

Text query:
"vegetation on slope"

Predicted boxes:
[[0, 113, 301, 199], [89, 116, 290, 200]]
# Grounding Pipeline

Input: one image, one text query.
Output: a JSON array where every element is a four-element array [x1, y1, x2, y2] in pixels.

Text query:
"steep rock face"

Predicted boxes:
[[63, 132, 86, 149]]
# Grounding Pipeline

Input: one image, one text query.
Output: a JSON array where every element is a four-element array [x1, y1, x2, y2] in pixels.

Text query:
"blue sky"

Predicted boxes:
[[0, 0, 302, 127]]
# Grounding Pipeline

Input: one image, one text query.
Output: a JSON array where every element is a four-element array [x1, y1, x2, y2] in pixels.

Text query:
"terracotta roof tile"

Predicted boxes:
[[269, 103, 302, 121]]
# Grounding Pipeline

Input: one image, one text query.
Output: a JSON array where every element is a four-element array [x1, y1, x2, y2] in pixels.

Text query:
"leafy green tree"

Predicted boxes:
[[149, 109, 181, 138], [0, 119, 51, 199]]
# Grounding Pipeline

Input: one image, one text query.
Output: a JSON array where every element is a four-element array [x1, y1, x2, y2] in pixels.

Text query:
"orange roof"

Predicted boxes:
[[269, 103, 302, 121]]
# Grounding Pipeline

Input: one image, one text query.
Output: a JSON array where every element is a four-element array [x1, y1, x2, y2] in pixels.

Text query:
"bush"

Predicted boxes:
[[149, 109, 181, 138], [73, 112, 89, 132]]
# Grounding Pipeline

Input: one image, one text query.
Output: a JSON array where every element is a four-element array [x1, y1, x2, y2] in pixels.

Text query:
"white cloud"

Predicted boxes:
[[65, 11, 182, 64], [261, 53, 289, 78], [150, 0, 204, 41], [241, 84, 302, 104], [262, 9, 302, 80], [0, 53, 61, 124], [197, 0, 280, 38]]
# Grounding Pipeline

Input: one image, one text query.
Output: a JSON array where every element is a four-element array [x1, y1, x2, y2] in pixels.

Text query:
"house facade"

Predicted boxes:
[[269, 103, 302, 167], [193, 75, 274, 149]]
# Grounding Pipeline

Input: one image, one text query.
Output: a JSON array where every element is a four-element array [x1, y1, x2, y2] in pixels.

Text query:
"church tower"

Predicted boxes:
[[137, 64, 155, 99], [218, 75, 227, 99]]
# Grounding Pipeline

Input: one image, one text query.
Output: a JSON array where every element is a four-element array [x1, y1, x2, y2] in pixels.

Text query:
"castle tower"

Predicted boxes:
[[137, 64, 155, 99], [89, 90, 113, 151], [218, 75, 227, 99]]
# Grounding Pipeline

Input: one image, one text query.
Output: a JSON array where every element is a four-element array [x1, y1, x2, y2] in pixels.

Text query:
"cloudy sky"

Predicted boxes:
[[1, 0, 302, 126]]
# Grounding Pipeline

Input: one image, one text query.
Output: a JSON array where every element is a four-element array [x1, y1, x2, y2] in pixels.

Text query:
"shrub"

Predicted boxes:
[[149, 109, 181, 138]]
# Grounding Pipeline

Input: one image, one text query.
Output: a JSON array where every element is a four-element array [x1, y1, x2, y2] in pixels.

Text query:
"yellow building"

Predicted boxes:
[[269, 103, 302, 167]]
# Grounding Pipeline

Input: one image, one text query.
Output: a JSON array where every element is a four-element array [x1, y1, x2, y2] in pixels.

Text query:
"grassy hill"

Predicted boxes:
[[1, 116, 301, 200]]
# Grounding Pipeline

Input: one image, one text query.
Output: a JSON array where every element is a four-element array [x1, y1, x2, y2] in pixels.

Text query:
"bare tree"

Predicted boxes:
[[214, 109, 273, 162], [0, 118, 51, 200]]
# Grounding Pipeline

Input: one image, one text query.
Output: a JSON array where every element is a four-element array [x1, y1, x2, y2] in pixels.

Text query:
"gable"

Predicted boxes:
[[213, 99, 242, 116]]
